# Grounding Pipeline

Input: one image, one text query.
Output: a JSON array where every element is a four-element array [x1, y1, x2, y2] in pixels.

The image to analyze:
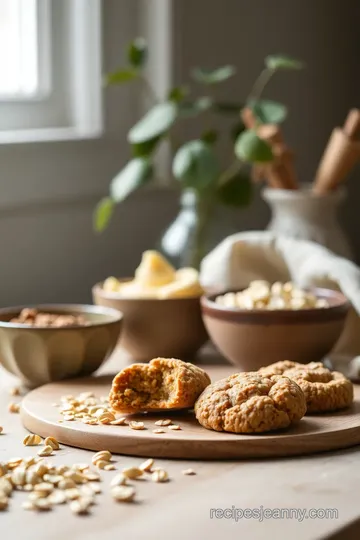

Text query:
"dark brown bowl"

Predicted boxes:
[[92, 281, 208, 361], [201, 288, 350, 370], [0, 304, 123, 387]]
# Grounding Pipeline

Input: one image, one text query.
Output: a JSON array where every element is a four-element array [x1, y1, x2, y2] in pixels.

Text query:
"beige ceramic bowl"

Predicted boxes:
[[201, 288, 350, 370], [0, 304, 122, 387], [92, 281, 208, 361]]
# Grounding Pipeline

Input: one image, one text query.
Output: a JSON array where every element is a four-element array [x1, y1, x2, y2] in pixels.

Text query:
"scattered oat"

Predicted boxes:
[[94, 460, 110, 470], [70, 497, 92, 515], [6, 457, 22, 470], [37, 445, 54, 457], [48, 490, 67, 505], [44, 436, 60, 450], [23, 434, 42, 446], [111, 485, 136, 503], [63, 415, 75, 421], [122, 467, 143, 480], [65, 488, 81, 501], [22, 501, 35, 511], [104, 464, 116, 471], [110, 417, 128, 426], [8, 402, 20, 414], [129, 421, 145, 430], [110, 473, 127, 488], [182, 468, 196, 475], [9, 386, 20, 396], [98, 411, 116, 424], [0, 494, 9, 510], [34, 482, 54, 496], [0, 477, 13, 495], [153, 429, 165, 434], [154, 419, 172, 427], [58, 479, 76, 490], [0, 427, 3, 434], [168, 424, 181, 431], [32, 498, 52, 511], [151, 469, 169, 483], [92, 450, 112, 465], [139, 458, 154, 473]]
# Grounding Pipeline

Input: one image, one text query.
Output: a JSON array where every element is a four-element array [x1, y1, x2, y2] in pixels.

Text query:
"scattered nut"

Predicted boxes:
[[0, 427, 3, 435], [168, 424, 181, 431], [37, 445, 54, 457], [44, 437, 60, 450], [10, 387, 20, 396], [23, 434, 42, 446], [129, 421, 145, 430], [153, 429, 165, 434], [151, 469, 169, 483], [104, 464, 116, 471], [154, 419, 172, 427], [94, 460, 110, 470], [122, 467, 143, 480], [111, 485, 136, 503]]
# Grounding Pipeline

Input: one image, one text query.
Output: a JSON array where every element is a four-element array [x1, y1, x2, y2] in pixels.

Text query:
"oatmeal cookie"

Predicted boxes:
[[259, 361, 353, 412], [194, 372, 306, 434], [109, 358, 210, 413]]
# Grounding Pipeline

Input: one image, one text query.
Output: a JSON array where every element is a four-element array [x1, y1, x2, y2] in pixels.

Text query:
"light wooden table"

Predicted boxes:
[[1, 349, 360, 540]]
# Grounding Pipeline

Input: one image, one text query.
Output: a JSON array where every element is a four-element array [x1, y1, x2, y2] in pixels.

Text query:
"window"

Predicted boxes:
[[0, 0, 102, 143]]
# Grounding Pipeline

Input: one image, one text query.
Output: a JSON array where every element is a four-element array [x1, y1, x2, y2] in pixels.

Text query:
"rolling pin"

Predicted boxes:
[[313, 109, 360, 194]]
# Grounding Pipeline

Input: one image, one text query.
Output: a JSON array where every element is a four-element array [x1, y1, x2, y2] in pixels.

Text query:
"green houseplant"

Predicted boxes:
[[94, 38, 304, 268]]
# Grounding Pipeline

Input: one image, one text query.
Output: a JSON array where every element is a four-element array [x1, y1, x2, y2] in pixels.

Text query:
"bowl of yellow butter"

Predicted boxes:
[[92, 251, 208, 361]]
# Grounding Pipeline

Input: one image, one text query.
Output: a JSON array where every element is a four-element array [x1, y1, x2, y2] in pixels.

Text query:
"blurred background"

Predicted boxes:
[[0, 0, 359, 305]]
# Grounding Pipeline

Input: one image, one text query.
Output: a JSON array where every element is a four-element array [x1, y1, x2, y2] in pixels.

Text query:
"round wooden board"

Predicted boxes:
[[21, 366, 360, 460]]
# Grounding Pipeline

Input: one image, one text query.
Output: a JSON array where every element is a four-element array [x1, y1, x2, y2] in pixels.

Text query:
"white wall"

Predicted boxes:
[[1, 0, 360, 305]]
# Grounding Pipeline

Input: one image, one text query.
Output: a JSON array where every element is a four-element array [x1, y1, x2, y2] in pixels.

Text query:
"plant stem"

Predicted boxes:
[[141, 75, 159, 105], [218, 160, 243, 187], [191, 193, 215, 270], [247, 68, 275, 102]]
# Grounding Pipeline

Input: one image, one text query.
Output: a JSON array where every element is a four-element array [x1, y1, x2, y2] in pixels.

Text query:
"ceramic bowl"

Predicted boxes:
[[201, 288, 350, 370], [92, 281, 208, 361], [0, 304, 123, 387]]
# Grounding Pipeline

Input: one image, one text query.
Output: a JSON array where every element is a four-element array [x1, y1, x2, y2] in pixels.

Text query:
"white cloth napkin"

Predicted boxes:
[[200, 231, 360, 363]]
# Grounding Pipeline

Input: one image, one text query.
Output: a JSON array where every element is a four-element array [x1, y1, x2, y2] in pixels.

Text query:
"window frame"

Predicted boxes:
[[0, 0, 102, 144]]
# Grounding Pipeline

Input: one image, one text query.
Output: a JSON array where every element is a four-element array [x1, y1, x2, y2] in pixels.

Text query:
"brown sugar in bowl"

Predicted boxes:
[[92, 281, 208, 361], [201, 288, 350, 370]]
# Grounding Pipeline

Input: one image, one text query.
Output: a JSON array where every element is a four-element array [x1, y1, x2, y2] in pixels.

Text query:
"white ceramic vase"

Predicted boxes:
[[262, 186, 353, 260]]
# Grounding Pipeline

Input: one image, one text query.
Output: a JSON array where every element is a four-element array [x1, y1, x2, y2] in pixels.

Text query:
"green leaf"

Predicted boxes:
[[131, 137, 161, 157], [172, 140, 219, 190], [110, 158, 153, 202], [235, 129, 273, 163], [94, 197, 115, 232], [192, 65, 236, 84], [201, 130, 218, 145], [179, 97, 213, 117], [105, 69, 138, 85], [168, 86, 189, 103], [265, 54, 305, 71], [248, 99, 288, 124], [213, 102, 243, 115], [128, 102, 178, 144], [230, 120, 246, 142], [217, 171, 253, 207], [128, 37, 147, 68]]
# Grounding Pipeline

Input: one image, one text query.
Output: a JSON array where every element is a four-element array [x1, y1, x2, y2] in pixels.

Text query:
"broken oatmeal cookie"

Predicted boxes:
[[194, 372, 306, 434], [109, 358, 211, 413]]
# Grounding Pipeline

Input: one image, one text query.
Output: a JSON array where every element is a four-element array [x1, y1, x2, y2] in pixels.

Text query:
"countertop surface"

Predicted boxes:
[[0, 349, 359, 540]]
